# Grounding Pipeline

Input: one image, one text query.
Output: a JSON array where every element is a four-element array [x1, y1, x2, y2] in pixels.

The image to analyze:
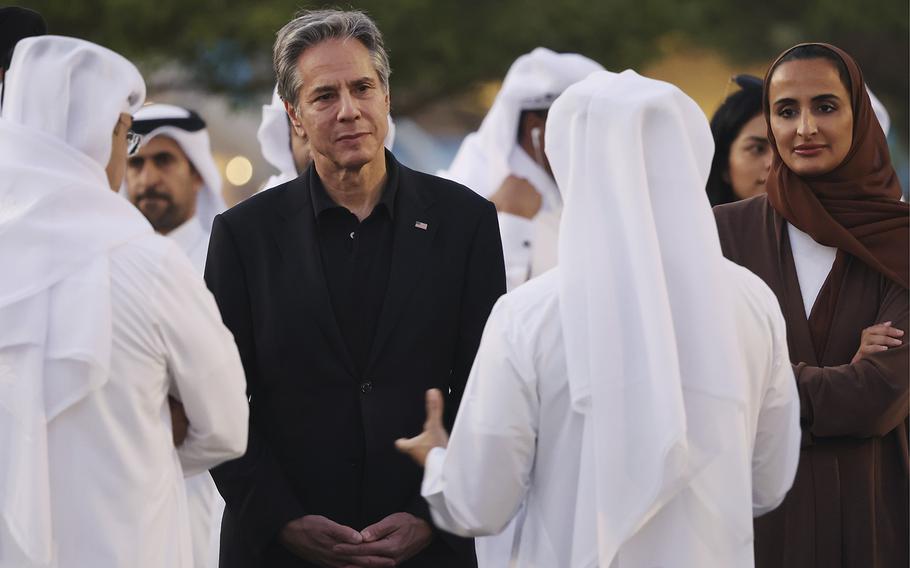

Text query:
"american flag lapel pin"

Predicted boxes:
[[414, 221, 428, 230]]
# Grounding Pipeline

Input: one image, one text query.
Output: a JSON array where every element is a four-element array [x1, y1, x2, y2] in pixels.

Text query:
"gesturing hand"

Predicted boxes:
[[280, 515, 394, 568], [395, 389, 449, 467], [332, 512, 434, 566], [852, 321, 904, 364]]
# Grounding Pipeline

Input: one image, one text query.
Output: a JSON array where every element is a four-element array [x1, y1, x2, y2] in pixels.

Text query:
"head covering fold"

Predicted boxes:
[[763, 42, 908, 288], [439, 47, 603, 197], [550, 70, 751, 567], [0, 35, 147, 565], [129, 103, 225, 233]]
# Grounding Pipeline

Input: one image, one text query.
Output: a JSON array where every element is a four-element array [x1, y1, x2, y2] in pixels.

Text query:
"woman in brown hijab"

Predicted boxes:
[[714, 43, 908, 568]]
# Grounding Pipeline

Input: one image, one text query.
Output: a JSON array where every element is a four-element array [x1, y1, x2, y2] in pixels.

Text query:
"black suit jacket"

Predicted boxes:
[[205, 154, 506, 567]]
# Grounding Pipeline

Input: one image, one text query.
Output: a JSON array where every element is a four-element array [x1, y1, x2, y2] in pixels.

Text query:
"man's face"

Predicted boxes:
[[125, 136, 201, 234], [286, 38, 390, 173]]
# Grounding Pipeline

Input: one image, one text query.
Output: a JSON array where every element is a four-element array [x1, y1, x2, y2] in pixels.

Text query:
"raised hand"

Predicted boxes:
[[394, 389, 449, 467]]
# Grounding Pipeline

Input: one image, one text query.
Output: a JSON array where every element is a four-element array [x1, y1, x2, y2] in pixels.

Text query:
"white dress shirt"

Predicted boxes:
[[422, 261, 800, 567]]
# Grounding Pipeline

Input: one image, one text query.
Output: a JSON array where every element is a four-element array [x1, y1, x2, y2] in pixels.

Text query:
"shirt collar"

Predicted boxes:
[[309, 150, 400, 220]]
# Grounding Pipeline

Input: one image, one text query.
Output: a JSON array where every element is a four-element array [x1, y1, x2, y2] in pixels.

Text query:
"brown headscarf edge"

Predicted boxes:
[[762, 42, 909, 290]]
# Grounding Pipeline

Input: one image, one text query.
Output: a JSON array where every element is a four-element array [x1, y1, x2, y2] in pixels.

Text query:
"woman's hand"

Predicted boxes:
[[852, 321, 904, 364]]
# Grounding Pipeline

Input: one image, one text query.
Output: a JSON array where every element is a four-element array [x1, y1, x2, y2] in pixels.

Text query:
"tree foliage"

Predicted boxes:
[[18, 0, 909, 134]]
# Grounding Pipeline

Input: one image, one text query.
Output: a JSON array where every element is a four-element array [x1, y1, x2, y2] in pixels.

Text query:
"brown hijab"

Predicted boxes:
[[763, 42, 909, 290]]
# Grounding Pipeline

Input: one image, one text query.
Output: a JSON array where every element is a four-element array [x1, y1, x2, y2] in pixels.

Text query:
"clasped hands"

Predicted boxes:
[[280, 389, 450, 567]]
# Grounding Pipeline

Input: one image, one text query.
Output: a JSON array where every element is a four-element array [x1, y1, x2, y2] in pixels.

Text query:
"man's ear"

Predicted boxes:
[[284, 100, 306, 138]]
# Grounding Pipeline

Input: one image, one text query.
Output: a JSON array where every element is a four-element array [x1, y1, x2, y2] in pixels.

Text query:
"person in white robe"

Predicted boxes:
[[256, 85, 396, 192], [439, 47, 602, 290], [124, 104, 226, 271], [125, 103, 236, 568], [0, 36, 249, 568], [395, 70, 801, 568]]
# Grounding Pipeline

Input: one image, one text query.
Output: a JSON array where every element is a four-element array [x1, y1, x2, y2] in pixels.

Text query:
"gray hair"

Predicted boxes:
[[273, 9, 391, 108]]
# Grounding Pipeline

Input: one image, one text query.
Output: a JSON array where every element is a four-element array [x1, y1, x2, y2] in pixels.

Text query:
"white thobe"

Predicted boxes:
[[16, 235, 248, 568], [787, 223, 837, 318], [422, 262, 800, 567], [168, 216, 210, 273], [498, 147, 562, 291], [166, 216, 225, 568]]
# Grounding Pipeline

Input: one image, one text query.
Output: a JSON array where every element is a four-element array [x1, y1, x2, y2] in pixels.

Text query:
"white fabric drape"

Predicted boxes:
[[0, 36, 147, 566], [439, 47, 603, 198], [550, 70, 752, 567], [128, 103, 226, 233]]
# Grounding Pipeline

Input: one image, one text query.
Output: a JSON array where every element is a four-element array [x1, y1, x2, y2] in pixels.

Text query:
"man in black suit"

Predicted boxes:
[[204, 9, 506, 568]]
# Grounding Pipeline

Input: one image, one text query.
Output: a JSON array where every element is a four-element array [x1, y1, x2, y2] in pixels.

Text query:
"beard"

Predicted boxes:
[[134, 191, 190, 234]]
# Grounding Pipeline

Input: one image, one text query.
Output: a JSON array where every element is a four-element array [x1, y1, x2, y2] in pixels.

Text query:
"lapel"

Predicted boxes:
[[364, 162, 439, 376], [771, 205, 821, 366], [273, 172, 357, 378]]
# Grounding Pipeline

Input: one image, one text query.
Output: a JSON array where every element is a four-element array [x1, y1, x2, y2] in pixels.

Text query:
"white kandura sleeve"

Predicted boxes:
[[421, 299, 538, 536], [497, 212, 534, 291], [751, 298, 801, 517], [154, 245, 249, 477]]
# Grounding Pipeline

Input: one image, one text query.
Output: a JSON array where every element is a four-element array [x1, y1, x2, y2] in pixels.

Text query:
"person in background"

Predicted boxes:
[[714, 42, 908, 568], [440, 48, 602, 290], [706, 75, 771, 207], [125, 104, 226, 271], [396, 69, 800, 568], [0, 36, 248, 568]]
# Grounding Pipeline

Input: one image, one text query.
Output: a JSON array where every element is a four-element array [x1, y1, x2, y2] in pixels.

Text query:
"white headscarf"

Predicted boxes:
[[256, 85, 397, 192], [128, 103, 226, 233], [0, 35, 147, 565], [549, 70, 752, 567], [439, 47, 603, 198]]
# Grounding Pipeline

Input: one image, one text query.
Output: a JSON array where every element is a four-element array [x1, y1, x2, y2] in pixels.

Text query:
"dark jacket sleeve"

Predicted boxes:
[[205, 214, 306, 550], [795, 277, 909, 439], [407, 200, 506, 531]]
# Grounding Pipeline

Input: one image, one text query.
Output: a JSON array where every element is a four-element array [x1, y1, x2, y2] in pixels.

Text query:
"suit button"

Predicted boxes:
[[360, 381, 373, 394]]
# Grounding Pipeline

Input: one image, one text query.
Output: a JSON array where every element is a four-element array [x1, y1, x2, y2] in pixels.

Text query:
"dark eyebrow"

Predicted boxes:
[[745, 136, 769, 143], [811, 93, 841, 103], [773, 93, 842, 107], [308, 84, 338, 96]]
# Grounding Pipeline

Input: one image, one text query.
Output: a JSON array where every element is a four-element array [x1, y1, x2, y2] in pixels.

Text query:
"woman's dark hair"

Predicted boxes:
[[706, 75, 763, 207], [772, 44, 852, 92]]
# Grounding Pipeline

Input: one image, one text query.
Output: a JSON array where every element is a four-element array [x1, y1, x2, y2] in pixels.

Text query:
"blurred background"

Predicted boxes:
[[18, 0, 909, 204]]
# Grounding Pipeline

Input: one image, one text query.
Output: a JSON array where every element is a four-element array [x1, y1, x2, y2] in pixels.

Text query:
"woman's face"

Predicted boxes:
[[726, 113, 771, 200], [768, 58, 853, 177]]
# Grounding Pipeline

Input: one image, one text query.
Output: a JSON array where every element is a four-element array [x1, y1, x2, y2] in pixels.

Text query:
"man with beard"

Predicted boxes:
[[125, 104, 226, 271], [124, 103, 229, 568]]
